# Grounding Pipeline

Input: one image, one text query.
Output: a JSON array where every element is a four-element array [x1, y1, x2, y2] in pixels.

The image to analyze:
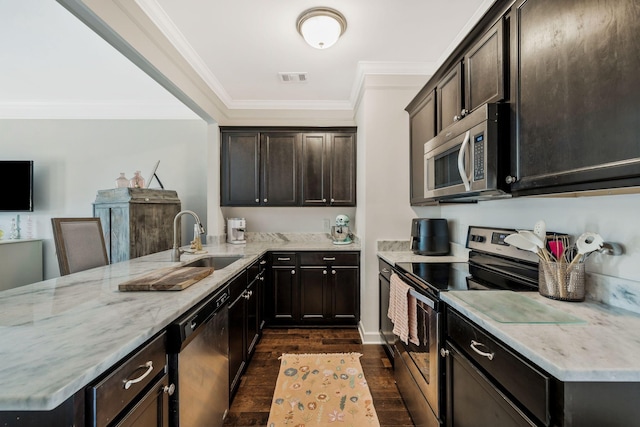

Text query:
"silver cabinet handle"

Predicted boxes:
[[381, 268, 390, 273], [278, 257, 291, 261], [322, 198, 327, 202], [163, 383, 176, 395], [330, 198, 335, 203], [255, 198, 259, 203], [124, 361, 153, 390], [440, 348, 450, 357], [291, 270, 296, 275], [323, 270, 327, 275], [260, 260, 267, 265], [470, 340, 494, 360], [332, 270, 336, 275], [323, 257, 335, 261], [264, 198, 268, 203]]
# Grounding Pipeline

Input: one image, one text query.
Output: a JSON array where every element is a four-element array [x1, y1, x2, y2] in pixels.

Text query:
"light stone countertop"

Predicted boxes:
[[377, 246, 640, 383], [442, 291, 640, 382], [0, 235, 360, 412]]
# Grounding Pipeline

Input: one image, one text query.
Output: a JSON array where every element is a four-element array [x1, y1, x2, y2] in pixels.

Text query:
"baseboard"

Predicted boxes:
[[358, 321, 384, 345]]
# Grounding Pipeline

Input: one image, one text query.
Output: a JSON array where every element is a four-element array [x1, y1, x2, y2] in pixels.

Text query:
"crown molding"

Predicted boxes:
[[0, 100, 199, 120]]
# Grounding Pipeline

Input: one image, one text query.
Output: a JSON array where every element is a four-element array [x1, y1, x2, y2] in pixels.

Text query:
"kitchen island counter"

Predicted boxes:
[[0, 235, 360, 412]]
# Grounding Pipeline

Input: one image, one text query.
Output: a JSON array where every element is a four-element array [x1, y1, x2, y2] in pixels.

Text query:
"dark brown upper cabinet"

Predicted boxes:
[[436, 62, 464, 133], [260, 132, 300, 206], [221, 131, 261, 206], [220, 130, 299, 206], [509, 0, 640, 195], [221, 128, 356, 207], [437, 18, 506, 134], [299, 132, 357, 207], [406, 89, 436, 205], [465, 19, 505, 112]]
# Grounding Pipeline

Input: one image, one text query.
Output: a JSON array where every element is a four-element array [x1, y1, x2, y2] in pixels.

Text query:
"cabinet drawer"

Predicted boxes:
[[87, 332, 167, 427], [271, 252, 296, 266], [298, 252, 359, 266], [447, 310, 550, 425], [378, 258, 392, 281]]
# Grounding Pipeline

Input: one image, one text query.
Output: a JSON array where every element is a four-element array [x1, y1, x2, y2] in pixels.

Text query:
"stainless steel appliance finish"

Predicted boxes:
[[423, 103, 509, 203], [391, 225, 550, 426], [168, 288, 229, 427], [391, 280, 442, 427]]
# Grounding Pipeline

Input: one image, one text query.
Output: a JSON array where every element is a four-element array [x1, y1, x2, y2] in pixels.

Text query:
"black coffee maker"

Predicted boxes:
[[410, 218, 450, 256]]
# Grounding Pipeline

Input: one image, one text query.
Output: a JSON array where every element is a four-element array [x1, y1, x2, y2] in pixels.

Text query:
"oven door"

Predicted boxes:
[[394, 286, 441, 426]]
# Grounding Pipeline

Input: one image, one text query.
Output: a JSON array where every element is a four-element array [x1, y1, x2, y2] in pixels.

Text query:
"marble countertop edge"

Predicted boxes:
[[442, 291, 640, 383]]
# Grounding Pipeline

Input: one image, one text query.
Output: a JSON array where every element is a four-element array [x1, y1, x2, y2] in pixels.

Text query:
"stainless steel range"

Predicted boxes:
[[389, 226, 547, 427]]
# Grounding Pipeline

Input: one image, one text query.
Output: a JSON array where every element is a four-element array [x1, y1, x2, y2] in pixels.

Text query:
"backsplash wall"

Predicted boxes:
[[414, 192, 640, 313]]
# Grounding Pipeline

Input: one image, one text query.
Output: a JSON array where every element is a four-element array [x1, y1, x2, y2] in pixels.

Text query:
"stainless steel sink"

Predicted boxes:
[[182, 255, 243, 270]]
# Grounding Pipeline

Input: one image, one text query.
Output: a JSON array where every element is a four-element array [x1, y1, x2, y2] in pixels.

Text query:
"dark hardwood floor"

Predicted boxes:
[[223, 328, 413, 427]]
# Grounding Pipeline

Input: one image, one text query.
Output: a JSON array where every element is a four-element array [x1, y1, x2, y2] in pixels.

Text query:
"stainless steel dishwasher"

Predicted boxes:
[[167, 287, 229, 427]]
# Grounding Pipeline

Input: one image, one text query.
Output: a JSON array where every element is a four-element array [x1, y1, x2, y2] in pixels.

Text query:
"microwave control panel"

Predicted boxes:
[[473, 132, 485, 181]]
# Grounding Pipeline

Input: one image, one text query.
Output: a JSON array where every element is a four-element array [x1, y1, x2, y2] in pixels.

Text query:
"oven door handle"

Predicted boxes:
[[409, 288, 435, 309], [457, 130, 472, 191]]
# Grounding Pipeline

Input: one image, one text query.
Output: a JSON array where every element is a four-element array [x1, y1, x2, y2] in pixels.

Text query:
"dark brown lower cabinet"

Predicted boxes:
[[445, 308, 640, 427], [267, 251, 359, 327], [115, 373, 170, 427], [228, 270, 249, 399]]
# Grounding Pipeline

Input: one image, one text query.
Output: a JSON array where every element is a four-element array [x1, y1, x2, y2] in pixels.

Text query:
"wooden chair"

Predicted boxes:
[[51, 217, 109, 276]]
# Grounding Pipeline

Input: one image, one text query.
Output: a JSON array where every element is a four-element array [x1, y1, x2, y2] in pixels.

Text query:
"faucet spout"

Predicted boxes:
[[172, 210, 205, 261]]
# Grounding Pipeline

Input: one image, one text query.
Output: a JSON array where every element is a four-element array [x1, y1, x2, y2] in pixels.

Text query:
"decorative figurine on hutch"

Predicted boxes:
[[129, 171, 145, 188], [115, 173, 129, 188], [331, 214, 352, 245]]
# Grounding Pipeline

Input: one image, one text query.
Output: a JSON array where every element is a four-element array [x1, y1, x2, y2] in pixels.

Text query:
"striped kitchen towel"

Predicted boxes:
[[389, 273, 419, 345]]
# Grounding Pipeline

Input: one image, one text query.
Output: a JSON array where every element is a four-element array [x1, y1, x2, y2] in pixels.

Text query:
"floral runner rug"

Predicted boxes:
[[267, 352, 381, 427]]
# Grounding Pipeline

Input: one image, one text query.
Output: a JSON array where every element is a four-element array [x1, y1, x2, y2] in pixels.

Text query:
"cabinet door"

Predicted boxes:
[[261, 132, 300, 206], [408, 90, 436, 204], [464, 19, 504, 112], [246, 278, 260, 357], [221, 131, 261, 206], [116, 373, 170, 427], [328, 133, 356, 206], [129, 203, 180, 259], [445, 343, 536, 427], [437, 62, 463, 132], [331, 267, 359, 324], [228, 292, 245, 397], [300, 133, 328, 206], [299, 267, 329, 322], [270, 267, 298, 324], [510, 0, 640, 194]]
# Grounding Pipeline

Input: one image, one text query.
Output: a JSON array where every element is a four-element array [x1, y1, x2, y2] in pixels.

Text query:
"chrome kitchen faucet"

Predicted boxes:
[[171, 210, 205, 261]]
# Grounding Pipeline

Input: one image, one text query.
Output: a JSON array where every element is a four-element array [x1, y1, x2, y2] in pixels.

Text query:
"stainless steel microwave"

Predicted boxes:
[[423, 103, 510, 202]]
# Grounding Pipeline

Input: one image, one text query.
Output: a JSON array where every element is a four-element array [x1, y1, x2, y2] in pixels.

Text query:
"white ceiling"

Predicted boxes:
[[0, 0, 495, 119]]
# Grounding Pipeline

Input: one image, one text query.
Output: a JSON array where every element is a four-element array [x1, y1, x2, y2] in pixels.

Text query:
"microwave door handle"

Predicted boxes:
[[457, 130, 472, 191]]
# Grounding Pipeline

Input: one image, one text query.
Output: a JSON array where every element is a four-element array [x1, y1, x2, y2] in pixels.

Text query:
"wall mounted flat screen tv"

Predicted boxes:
[[0, 161, 34, 212]]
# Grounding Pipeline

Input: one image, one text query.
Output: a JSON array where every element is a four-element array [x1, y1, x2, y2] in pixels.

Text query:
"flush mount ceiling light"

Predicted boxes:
[[296, 7, 347, 49]]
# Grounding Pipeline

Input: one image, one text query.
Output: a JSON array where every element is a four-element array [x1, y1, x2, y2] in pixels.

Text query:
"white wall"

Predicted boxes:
[[354, 74, 436, 342], [0, 119, 208, 280], [416, 194, 640, 281]]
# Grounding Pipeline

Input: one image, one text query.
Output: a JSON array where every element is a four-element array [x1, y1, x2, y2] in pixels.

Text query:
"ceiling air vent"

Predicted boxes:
[[278, 72, 308, 83]]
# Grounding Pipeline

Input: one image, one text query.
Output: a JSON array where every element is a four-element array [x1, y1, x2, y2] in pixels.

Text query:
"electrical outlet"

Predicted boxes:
[[323, 218, 331, 233]]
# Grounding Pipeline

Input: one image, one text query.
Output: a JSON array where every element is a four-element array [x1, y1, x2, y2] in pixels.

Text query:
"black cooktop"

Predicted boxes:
[[394, 226, 544, 297], [395, 262, 470, 295]]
